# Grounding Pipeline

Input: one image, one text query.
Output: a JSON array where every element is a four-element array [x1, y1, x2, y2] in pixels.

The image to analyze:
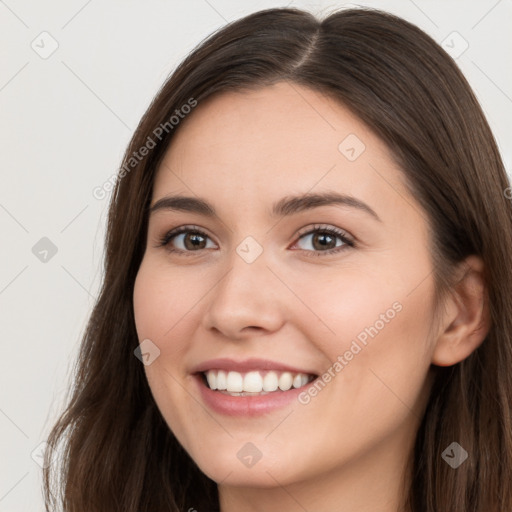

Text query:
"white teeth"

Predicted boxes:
[[217, 370, 227, 390], [262, 371, 279, 392], [203, 369, 314, 393], [278, 372, 293, 391], [243, 371, 263, 392], [206, 371, 217, 390], [226, 371, 243, 392]]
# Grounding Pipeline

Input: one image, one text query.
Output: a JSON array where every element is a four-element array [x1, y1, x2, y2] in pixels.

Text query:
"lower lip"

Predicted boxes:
[[194, 374, 313, 416]]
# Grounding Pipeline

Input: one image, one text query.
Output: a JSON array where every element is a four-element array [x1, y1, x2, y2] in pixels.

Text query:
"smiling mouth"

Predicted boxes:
[[199, 369, 317, 396]]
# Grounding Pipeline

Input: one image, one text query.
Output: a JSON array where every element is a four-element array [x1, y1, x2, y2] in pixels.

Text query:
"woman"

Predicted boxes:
[[43, 6, 512, 512]]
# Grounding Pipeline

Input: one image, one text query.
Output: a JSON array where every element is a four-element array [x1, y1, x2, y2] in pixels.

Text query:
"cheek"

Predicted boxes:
[[294, 261, 435, 413], [133, 262, 200, 443], [284, 266, 410, 352], [132, 260, 196, 409], [133, 259, 202, 343]]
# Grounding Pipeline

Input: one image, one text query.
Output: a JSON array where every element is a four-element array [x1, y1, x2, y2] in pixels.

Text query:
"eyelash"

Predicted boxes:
[[157, 224, 355, 257]]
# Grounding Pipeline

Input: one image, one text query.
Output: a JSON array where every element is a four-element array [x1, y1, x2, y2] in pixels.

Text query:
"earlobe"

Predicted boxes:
[[431, 255, 490, 367]]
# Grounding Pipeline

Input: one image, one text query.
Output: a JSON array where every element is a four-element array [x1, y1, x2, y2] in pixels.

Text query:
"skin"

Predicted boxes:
[[133, 81, 489, 512]]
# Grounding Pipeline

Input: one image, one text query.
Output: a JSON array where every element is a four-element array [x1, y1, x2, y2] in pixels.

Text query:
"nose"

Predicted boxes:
[[201, 248, 286, 340]]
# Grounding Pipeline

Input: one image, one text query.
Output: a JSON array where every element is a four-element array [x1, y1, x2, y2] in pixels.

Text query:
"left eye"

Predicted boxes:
[[292, 226, 353, 254]]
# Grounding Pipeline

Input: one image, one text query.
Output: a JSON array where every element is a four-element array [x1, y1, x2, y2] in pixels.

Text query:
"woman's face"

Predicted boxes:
[[133, 81, 439, 496]]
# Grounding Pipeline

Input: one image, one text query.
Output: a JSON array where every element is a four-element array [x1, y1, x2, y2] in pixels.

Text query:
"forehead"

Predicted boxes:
[[152, 82, 414, 225]]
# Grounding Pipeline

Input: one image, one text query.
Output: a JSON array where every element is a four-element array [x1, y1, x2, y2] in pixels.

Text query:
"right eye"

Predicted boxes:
[[158, 226, 217, 255]]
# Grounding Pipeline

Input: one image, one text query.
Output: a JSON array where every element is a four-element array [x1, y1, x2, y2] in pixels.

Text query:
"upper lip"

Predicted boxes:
[[191, 358, 318, 375]]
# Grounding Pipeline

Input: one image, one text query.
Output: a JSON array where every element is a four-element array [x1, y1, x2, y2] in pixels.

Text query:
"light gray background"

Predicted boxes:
[[0, 0, 510, 510]]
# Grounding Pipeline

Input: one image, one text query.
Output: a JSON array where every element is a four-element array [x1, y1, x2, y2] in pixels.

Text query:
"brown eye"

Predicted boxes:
[[311, 232, 338, 250], [159, 227, 216, 253], [182, 232, 207, 250], [293, 225, 354, 256]]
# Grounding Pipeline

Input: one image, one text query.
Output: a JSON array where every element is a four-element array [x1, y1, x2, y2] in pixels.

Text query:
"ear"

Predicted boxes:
[[431, 255, 490, 367]]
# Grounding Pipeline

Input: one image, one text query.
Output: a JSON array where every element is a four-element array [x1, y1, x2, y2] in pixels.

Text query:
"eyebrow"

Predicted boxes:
[[149, 192, 381, 222]]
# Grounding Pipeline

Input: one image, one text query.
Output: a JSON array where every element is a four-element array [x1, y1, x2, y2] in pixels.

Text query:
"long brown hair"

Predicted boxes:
[[43, 7, 512, 511]]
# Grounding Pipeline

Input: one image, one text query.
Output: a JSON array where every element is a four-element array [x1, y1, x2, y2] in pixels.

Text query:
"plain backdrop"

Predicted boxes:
[[0, 0, 510, 510]]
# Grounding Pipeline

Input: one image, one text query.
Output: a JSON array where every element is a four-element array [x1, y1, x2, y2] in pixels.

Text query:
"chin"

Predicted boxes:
[[184, 440, 302, 487]]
